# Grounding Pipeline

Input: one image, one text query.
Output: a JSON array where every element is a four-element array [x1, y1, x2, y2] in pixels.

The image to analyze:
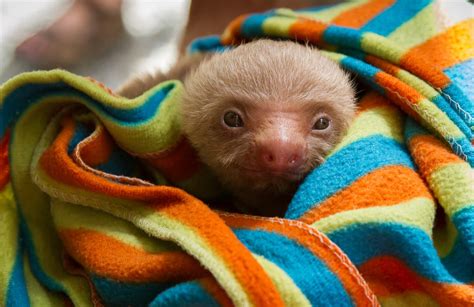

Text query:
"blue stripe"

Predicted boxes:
[[92, 275, 173, 307], [323, 26, 363, 49], [19, 215, 66, 293], [234, 229, 353, 306], [339, 56, 385, 94], [444, 59, 474, 106], [441, 82, 474, 129], [328, 223, 464, 283], [241, 13, 270, 38], [6, 238, 30, 307], [447, 137, 474, 166], [1, 81, 174, 134], [68, 122, 92, 155], [441, 233, 474, 284], [452, 206, 474, 257], [361, 0, 432, 36], [187, 35, 231, 54], [150, 281, 219, 307], [432, 95, 473, 141], [286, 135, 414, 219]]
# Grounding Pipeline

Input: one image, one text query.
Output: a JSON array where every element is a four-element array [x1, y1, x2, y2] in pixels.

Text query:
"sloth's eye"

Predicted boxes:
[[223, 111, 244, 128], [313, 117, 330, 130]]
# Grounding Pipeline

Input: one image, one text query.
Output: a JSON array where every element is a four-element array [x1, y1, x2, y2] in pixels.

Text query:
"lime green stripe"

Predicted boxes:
[[388, 3, 439, 51], [312, 197, 435, 236], [361, 33, 404, 64], [396, 69, 439, 100], [11, 104, 93, 307], [0, 70, 178, 110], [276, 0, 369, 23], [432, 213, 458, 258], [429, 162, 474, 217], [51, 200, 179, 253], [0, 183, 18, 304], [24, 253, 66, 307], [30, 113, 253, 306], [379, 291, 439, 307], [413, 98, 465, 139], [330, 104, 404, 156], [262, 16, 294, 38], [253, 255, 311, 307]]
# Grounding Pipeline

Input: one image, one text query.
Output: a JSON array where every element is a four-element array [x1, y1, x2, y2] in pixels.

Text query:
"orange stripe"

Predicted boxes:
[[359, 256, 474, 306], [299, 166, 432, 224], [154, 204, 284, 306], [220, 213, 379, 306], [374, 71, 423, 120], [60, 229, 206, 283], [77, 125, 114, 166], [332, 0, 395, 28], [289, 18, 328, 45], [221, 14, 248, 45], [0, 130, 9, 189], [62, 253, 105, 307], [408, 134, 464, 179], [366, 55, 401, 76], [356, 91, 393, 113], [41, 116, 283, 306], [142, 137, 202, 183], [404, 19, 474, 71], [200, 278, 233, 307]]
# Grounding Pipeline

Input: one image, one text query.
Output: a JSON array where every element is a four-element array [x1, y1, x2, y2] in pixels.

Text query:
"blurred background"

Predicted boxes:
[[1, 0, 471, 91], [1, 0, 190, 89]]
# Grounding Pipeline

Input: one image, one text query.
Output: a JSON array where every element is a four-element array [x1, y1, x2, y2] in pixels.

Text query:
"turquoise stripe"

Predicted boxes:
[[286, 135, 414, 219], [241, 13, 273, 38], [444, 59, 474, 105], [441, 82, 474, 129], [91, 275, 172, 307], [361, 0, 432, 36], [447, 137, 474, 166], [19, 216, 66, 293], [323, 26, 363, 49], [432, 95, 472, 141], [234, 229, 353, 306], [339, 56, 385, 93], [1, 82, 174, 134], [452, 206, 474, 256], [187, 35, 230, 54], [441, 233, 474, 284], [6, 239, 29, 307], [150, 281, 219, 307], [329, 223, 464, 283]]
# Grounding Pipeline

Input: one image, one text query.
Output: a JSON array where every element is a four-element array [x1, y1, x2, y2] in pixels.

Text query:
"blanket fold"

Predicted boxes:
[[1, 0, 473, 306]]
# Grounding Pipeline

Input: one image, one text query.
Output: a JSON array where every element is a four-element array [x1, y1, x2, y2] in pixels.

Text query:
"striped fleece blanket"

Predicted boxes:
[[1, 0, 473, 306]]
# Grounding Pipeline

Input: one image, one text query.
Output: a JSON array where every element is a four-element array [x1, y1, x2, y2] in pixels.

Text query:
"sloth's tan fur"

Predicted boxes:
[[119, 40, 356, 216]]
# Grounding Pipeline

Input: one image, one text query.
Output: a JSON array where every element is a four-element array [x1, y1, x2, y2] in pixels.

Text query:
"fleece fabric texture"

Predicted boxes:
[[1, 0, 473, 306]]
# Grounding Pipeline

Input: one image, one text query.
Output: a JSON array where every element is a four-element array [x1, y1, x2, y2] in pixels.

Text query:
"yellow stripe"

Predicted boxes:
[[23, 254, 66, 307], [312, 197, 435, 235], [432, 213, 458, 258], [330, 104, 404, 156], [253, 255, 311, 307], [51, 199, 179, 253], [0, 183, 19, 303], [412, 99, 465, 140], [262, 16, 294, 38], [276, 0, 370, 23], [429, 162, 474, 217], [361, 33, 404, 64], [388, 3, 438, 51], [378, 291, 439, 307], [30, 116, 253, 306]]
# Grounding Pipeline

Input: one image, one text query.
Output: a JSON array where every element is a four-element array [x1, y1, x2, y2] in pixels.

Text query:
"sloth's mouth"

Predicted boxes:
[[239, 166, 305, 181]]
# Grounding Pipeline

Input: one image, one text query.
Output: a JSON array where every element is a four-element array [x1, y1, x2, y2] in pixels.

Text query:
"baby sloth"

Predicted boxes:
[[180, 40, 356, 216]]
